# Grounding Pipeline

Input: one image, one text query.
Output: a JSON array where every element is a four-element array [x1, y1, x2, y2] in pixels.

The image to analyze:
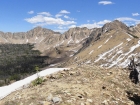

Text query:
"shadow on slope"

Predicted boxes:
[[126, 91, 140, 105]]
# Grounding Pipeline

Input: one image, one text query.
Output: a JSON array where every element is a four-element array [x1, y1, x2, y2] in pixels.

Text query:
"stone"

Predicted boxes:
[[38, 101, 44, 105], [127, 101, 134, 105], [87, 99, 93, 103], [52, 97, 61, 103], [102, 100, 108, 105], [107, 73, 111, 76], [81, 102, 85, 105], [85, 102, 90, 105], [47, 93, 53, 101], [44, 101, 51, 105], [77, 94, 83, 99]]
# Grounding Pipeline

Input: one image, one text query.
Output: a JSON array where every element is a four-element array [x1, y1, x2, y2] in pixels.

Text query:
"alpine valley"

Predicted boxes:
[[0, 20, 140, 68], [1, 20, 140, 105]]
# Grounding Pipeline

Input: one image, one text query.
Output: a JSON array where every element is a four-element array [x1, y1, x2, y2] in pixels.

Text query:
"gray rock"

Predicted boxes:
[[47, 93, 53, 101], [136, 66, 140, 82], [52, 97, 61, 103], [80, 102, 85, 105], [87, 99, 93, 103]]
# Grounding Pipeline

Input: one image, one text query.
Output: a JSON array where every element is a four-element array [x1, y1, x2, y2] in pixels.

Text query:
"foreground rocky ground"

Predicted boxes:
[[0, 64, 140, 105]]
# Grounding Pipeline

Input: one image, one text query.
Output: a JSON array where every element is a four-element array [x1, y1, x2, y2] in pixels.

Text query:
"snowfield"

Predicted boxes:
[[0, 68, 69, 100]]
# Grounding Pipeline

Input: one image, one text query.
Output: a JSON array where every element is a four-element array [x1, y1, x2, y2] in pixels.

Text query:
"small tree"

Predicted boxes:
[[35, 65, 39, 73], [32, 65, 43, 86]]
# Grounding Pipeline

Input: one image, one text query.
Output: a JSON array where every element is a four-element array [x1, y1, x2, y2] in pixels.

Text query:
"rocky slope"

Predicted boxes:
[[0, 64, 140, 105], [62, 20, 140, 68], [0, 20, 140, 68], [0, 26, 92, 64]]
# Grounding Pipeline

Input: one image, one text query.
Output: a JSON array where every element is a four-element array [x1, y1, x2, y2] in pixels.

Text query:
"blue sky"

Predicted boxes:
[[0, 0, 140, 33]]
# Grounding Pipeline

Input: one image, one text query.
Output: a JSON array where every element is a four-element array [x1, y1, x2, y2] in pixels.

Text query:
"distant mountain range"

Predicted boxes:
[[0, 20, 140, 68]]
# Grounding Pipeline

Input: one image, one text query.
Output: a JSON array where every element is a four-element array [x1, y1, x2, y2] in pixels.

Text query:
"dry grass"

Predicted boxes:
[[0, 65, 139, 105]]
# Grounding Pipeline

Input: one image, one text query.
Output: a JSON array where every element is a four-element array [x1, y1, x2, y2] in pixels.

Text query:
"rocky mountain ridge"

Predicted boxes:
[[0, 20, 140, 68], [1, 20, 140, 105]]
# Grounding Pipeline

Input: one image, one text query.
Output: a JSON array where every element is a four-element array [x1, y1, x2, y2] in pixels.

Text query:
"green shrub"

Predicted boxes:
[[32, 77, 43, 86], [9, 74, 21, 81]]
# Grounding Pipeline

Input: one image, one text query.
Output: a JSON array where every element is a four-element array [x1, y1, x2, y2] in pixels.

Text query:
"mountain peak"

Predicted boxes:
[[112, 19, 122, 23], [31, 26, 53, 32], [102, 20, 128, 33]]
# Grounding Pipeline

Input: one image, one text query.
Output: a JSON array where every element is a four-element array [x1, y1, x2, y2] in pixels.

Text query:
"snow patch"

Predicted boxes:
[[3, 38, 8, 42], [104, 36, 112, 44], [98, 45, 102, 49], [68, 39, 72, 44], [126, 38, 131, 41], [89, 50, 94, 54], [124, 32, 133, 38], [85, 60, 91, 64], [60, 40, 64, 45], [108, 40, 140, 68], [35, 37, 38, 40], [70, 54, 74, 57], [0, 68, 69, 100], [76, 40, 79, 43], [94, 42, 123, 63], [120, 53, 137, 68], [26, 39, 28, 43], [124, 41, 140, 56], [72, 50, 78, 53], [104, 38, 109, 44], [49, 63, 59, 67]]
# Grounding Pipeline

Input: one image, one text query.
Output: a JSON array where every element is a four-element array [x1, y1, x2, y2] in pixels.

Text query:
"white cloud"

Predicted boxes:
[[55, 10, 70, 18], [98, 1, 114, 5], [58, 26, 66, 29], [64, 15, 69, 19], [25, 15, 76, 26], [79, 23, 101, 29], [28, 11, 34, 14], [116, 17, 140, 24], [38, 12, 52, 16], [79, 20, 111, 29], [55, 14, 63, 18], [97, 20, 111, 24], [132, 13, 140, 16], [59, 10, 70, 14], [63, 15, 76, 20], [69, 25, 76, 28]]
